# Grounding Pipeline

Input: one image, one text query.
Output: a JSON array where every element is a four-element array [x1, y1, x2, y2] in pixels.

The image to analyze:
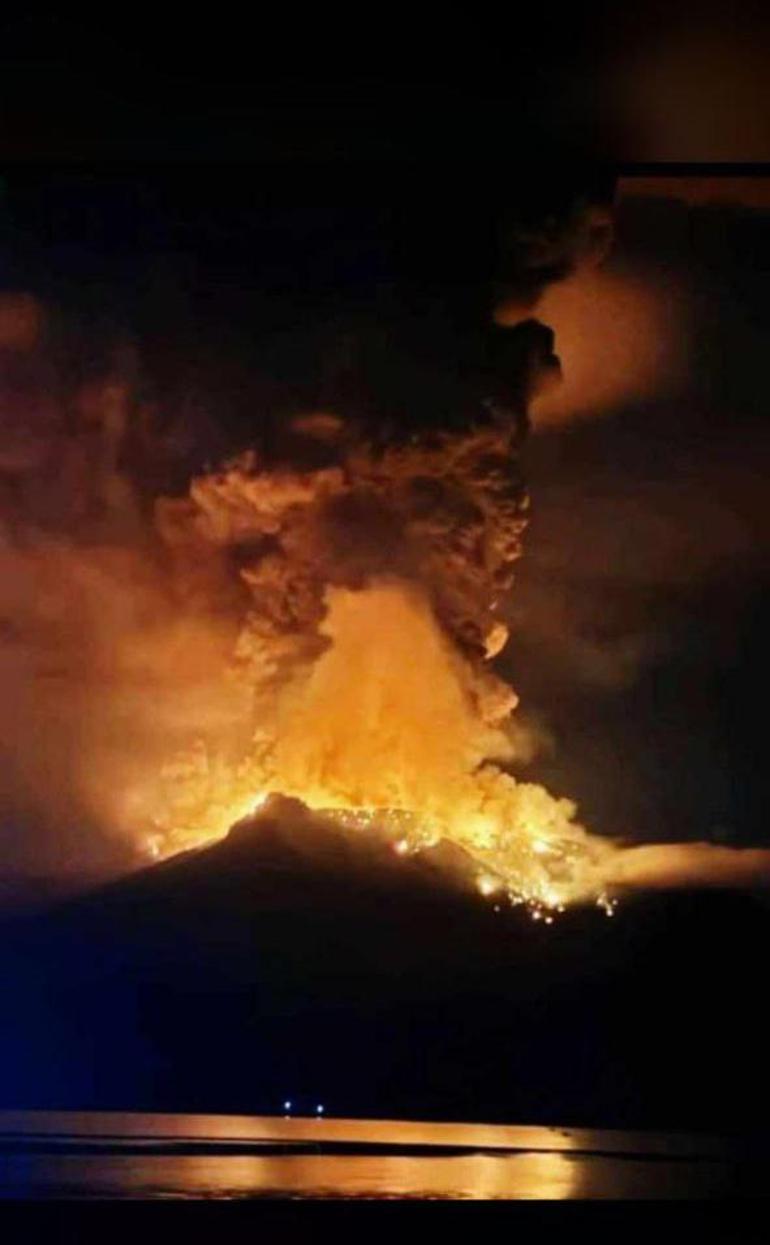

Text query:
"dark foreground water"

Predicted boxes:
[[0, 1112, 765, 1199]]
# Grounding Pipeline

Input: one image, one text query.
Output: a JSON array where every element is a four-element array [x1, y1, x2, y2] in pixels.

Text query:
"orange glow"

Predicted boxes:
[[143, 580, 619, 912], [526, 267, 686, 429], [135, 431, 620, 913], [608, 842, 770, 891]]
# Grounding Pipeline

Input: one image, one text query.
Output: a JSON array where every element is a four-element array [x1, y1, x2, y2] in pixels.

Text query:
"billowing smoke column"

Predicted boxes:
[[2, 194, 769, 909], [144, 369, 621, 914]]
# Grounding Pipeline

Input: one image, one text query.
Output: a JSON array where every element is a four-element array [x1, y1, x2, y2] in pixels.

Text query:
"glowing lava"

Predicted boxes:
[[142, 575, 619, 915]]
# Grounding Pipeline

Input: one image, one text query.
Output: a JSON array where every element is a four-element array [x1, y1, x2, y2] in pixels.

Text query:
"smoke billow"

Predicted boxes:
[[609, 843, 770, 891], [143, 410, 621, 912], [0, 298, 241, 875]]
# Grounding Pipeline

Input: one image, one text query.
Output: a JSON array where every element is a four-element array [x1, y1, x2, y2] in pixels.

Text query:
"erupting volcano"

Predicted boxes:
[[119, 383, 622, 918], [2, 180, 769, 919]]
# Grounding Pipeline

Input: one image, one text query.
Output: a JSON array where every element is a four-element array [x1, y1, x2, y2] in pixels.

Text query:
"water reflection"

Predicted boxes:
[[0, 1112, 745, 1199], [0, 1150, 582, 1200], [1, 1150, 744, 1200]]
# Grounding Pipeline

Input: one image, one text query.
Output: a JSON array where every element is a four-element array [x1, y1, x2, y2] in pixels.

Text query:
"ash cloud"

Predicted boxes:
[[504, 187, 770, 848]]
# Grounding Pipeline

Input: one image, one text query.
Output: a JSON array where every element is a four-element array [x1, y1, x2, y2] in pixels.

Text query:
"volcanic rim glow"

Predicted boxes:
[[140, 578, 621, 918], [135, 429, 621, 918], [146, 791, 618, 920]]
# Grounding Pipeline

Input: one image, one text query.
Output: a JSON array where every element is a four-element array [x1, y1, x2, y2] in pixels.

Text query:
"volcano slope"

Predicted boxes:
[[0, 795, 768, 1134]]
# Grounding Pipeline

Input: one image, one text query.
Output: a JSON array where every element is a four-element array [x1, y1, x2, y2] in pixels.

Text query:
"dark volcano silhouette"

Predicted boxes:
[[1, 794, 769, 1133]]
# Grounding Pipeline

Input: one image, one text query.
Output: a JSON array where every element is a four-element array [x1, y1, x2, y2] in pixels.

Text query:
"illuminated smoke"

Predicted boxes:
[[528, 266, 687, 429], [0, 313, 239, 872], [140, 414, 621, 913], [608, 842, 770, 892]]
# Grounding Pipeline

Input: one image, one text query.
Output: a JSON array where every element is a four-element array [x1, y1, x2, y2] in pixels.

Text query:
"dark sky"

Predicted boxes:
[[0, 15, 619, 161], [2, 12, 770, 162]]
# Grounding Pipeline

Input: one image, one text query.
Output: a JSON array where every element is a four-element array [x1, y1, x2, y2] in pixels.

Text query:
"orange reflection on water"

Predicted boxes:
[[21, 1149, 579, 1200]]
